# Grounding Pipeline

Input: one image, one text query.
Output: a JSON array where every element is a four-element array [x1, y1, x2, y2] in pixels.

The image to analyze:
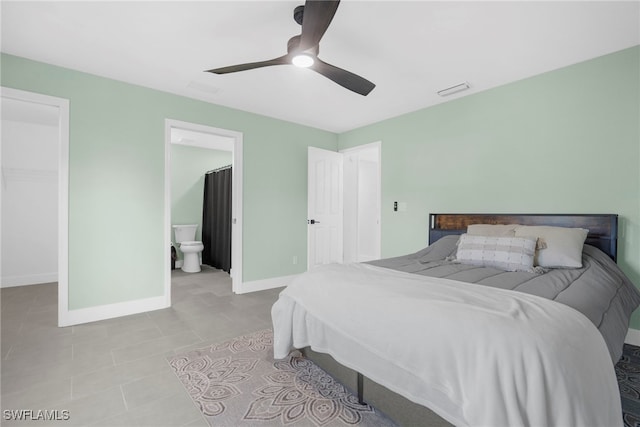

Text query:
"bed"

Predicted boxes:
[[272, 213, 640, 426]]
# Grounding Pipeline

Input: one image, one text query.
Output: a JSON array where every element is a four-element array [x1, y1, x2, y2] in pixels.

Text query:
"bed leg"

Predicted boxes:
[[357, 372, 365, 405]]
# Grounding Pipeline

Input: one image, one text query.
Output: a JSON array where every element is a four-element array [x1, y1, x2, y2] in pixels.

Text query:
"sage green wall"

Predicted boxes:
[[1, 53, 337, 310], [339, 46, 640, 327], [170, 145, 232, 257], [4, 46, 639, 326]]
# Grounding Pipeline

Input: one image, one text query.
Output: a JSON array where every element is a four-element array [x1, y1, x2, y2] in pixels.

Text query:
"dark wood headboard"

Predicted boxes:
[[429, 213, 618, 262]]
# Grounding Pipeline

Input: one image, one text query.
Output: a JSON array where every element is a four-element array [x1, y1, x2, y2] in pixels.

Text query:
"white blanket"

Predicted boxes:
[[272, 263, 622, 427]]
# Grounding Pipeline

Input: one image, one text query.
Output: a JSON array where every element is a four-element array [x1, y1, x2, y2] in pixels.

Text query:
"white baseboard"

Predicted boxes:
[[625, 328, 640, 347], [59, 295, 169, 327], [1, 273, 57, 288], [237, 274, 298, 294]]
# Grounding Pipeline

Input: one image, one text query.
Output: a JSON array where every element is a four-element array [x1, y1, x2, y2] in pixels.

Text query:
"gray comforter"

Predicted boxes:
[[369, 235, 640, 362]]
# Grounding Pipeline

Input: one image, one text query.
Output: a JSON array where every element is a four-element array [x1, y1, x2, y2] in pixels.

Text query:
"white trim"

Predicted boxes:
[[238, 274, 297, 294], [1, 273, 58, 288], [339, 141, 382, 155], [1, 87, 70, 328], [171, 132, 234, 151], [59, 296, 167, 327], [625, 328, 640, 347], [232, 135, 244, 293], [164, 121, 173, 308], [165, 119, 244, 297]]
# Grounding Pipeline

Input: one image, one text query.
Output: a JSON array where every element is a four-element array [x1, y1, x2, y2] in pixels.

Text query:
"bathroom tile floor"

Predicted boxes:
[[0, 266, 283, 426]]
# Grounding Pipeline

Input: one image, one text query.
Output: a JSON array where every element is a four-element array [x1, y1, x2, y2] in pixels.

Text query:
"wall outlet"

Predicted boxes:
[[293, 255, 298, 265]]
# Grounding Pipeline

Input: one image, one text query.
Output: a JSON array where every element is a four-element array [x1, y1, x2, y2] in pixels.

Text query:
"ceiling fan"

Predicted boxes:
[[206, 0, 375, 96]]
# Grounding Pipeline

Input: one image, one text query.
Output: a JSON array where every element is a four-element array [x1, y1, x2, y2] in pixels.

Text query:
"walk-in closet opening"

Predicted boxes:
[[1, 87, 70, 327]]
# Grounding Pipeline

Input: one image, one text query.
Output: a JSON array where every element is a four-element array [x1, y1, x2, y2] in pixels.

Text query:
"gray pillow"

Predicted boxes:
[[455, 234, 537, 272]]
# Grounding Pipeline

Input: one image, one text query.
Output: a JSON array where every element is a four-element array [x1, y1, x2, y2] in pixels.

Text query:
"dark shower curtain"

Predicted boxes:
[[202, 166, 232, 273]]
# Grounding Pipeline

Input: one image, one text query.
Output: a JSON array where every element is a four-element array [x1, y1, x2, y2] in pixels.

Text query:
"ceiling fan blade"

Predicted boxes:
[[310, 58, 375, 96], [298, 0, 340, 51], [206, 55, 290, 74]]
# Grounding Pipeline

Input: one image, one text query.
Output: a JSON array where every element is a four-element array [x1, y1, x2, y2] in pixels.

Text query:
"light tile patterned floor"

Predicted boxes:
[[1, 266, 282, 426], [4, 267, 637, 426]]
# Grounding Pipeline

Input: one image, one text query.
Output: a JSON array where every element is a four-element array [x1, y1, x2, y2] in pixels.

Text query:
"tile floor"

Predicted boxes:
[[1, 266, 283, 426]]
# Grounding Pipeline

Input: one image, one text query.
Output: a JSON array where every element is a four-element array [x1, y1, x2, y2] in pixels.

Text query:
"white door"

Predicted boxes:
[[342, 142, 381, 263], [307, 147, 343, 269], [355, 156, 381, 261]]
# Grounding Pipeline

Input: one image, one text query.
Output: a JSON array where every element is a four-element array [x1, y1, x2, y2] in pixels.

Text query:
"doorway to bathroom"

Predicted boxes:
[[164, 119, 243, 299]]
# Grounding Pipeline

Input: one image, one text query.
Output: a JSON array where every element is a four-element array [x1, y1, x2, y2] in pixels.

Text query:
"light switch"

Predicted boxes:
[[398, 202, 407, 212]]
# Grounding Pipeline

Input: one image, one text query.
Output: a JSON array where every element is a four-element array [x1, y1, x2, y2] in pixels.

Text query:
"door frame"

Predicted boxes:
[[1, 87, 70, 327], [340, 141, 382, 262], [164, 119, 243, 297]]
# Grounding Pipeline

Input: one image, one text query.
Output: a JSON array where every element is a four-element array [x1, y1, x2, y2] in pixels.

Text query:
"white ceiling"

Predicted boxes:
[[2, 1, 639, 133]]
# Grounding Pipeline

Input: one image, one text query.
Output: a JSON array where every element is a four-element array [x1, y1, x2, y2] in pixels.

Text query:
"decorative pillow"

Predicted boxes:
[[514, 226, 589, 268], [454, 234, 537, 272], [467, 224, 519, 237]]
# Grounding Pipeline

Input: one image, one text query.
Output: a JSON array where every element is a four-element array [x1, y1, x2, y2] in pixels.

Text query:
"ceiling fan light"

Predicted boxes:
[[292, 53, 314, 68]]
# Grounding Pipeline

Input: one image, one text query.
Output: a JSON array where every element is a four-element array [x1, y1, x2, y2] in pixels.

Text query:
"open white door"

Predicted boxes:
[[307, 147, 343, 269]]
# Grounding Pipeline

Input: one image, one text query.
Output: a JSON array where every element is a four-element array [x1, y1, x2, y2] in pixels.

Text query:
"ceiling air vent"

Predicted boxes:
[[437, 82, 470, 97]]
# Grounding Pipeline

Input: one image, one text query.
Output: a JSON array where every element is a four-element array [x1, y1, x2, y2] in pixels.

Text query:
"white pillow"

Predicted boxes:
[[514, 226, 588, 268], [467, 224, 519, 237], [455, 234, 537, 272]]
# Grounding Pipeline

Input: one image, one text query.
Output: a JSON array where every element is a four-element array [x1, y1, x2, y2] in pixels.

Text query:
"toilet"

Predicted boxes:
[[172, 224, 205, 273]]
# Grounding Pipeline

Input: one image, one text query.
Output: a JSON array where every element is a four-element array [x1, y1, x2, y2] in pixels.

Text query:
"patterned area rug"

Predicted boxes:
[[617, 343, 640, 427], [170, 329, 640, 426], [167, 329, 396, 426]]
